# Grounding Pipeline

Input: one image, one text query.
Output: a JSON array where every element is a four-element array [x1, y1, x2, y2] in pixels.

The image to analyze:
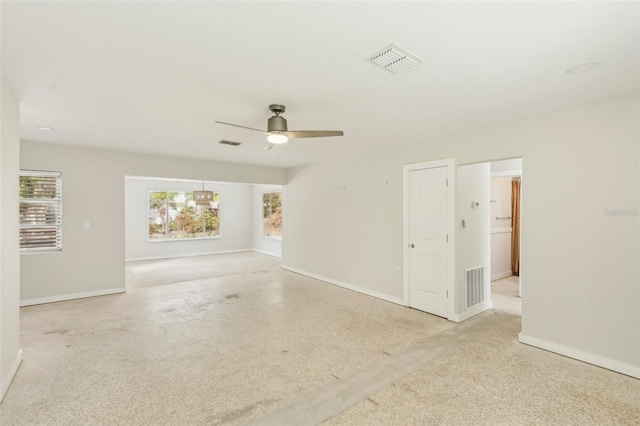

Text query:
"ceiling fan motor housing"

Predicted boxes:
[[267, 115, 288, 132]]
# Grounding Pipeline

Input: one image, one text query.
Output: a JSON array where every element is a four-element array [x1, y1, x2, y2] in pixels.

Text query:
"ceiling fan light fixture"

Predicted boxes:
[[267, 134, 288, 144], [215, 103, 343, 145]]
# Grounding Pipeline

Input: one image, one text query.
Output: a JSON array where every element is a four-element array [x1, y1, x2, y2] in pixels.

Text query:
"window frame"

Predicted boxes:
[[262, 191, 282, 239], [147, 189, 221, 242], [19, 169, 63, 253]]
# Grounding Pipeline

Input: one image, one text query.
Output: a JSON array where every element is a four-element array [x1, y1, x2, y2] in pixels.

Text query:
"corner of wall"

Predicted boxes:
[[519, 333, 640, 379], [0, 80, 23, 402], [0, 350, 23, 403]]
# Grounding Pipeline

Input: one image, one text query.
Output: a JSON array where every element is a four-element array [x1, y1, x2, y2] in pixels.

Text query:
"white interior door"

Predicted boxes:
[[408, 166, 448, 317]]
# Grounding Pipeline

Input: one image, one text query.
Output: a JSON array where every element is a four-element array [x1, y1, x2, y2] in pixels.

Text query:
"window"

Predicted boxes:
[[262, 192, 282, 238], [19, 170, 62, 252], [148, 191, 220, 240]]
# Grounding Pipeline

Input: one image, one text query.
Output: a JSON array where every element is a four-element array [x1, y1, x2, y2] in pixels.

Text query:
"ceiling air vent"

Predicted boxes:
[[219, 140, 241, 146], [366, 44, 423, 74]]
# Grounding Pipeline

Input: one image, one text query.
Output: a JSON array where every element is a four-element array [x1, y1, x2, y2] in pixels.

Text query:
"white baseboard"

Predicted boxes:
[[281, 265, 405, 306], [0, 349, 23, 403], [450, 301, 493, 323], [519, 333, 640, 379], [126, 249, 251, 262], [491, 271, 513, 282], [20, 287, 127, 307], [251, 249, 282, 258]]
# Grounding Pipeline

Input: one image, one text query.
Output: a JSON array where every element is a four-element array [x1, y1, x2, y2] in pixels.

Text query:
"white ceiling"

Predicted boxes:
[[3, 1, 638, 168]]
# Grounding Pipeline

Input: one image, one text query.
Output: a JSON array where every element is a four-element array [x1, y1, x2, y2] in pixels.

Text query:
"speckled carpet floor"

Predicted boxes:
[[1, 253, 638, 425]]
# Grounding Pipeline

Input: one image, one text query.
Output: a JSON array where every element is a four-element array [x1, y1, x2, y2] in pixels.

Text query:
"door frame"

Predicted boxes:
[[403, 158, 456, 320]]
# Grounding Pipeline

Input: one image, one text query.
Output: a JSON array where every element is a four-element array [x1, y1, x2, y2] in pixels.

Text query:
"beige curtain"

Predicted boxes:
[[511, 178, 521, 275]]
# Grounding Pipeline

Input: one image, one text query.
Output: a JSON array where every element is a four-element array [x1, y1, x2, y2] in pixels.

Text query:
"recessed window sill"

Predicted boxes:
[[147, 236, 222, 243], [20, 248, 63, 255]]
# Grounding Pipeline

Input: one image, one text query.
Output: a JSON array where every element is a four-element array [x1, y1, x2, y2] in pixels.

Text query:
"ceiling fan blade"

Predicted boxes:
[[215, 121, 269, 135], [276, 130, 344, 139]]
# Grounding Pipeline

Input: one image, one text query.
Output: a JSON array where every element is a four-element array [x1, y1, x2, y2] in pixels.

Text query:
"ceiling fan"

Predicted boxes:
[[215, 104, 344, 150]]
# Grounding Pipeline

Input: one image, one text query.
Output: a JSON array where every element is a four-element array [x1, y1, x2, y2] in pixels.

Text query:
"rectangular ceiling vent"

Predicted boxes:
[[367, 44, 423, 74], [219, 140, 241, 146]]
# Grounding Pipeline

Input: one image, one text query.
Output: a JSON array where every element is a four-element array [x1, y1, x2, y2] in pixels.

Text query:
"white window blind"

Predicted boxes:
[[19, 170, 62, 252]]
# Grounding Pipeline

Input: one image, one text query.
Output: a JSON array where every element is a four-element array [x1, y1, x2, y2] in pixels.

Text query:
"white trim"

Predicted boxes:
[[20, 169, 61, 177], [281, 265, 405, 306], [402, 158, 456, 320], [519, 333, 640, 379], [126, 249, 250, 262], [20, 287, 126, 307], [251, 249, 282, 258], [450, 301, 493, 323], [0, 349, 23, 403], [125, 175, 252, 185], [490, 170, 522, 178], [491, 271, 513, 282]]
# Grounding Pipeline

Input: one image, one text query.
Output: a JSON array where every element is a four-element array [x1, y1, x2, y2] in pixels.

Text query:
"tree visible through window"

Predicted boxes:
[[263, 192, 282, 238], [148, 191, 220, 240], [19, 170, 62, 252]]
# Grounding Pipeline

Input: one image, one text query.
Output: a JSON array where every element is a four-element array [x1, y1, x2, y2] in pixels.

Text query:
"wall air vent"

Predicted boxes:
[[366, 44, 423, 74], [219, 140, 241, 146], [465, 266, 485, 309]]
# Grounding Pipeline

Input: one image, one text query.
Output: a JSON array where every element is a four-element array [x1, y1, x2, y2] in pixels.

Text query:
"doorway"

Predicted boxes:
[[489, 158, 522, 311]]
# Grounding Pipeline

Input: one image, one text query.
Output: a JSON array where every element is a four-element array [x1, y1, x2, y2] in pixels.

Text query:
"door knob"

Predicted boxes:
[[410, 244, 415, 248]]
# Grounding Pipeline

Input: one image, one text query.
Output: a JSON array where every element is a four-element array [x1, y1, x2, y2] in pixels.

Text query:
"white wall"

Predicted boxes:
[[0, 81, 22, 401], [125, 178, 253, 261], [284, 161, 405, 302], [251, 184, 282, 257], [455, 163, 491, 321], [283, 92, 640, 377], [490, 176, 514, 228], [20, 141, 285, 304], [490, 176, 514, 280], [490, 233, 512, 281]]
